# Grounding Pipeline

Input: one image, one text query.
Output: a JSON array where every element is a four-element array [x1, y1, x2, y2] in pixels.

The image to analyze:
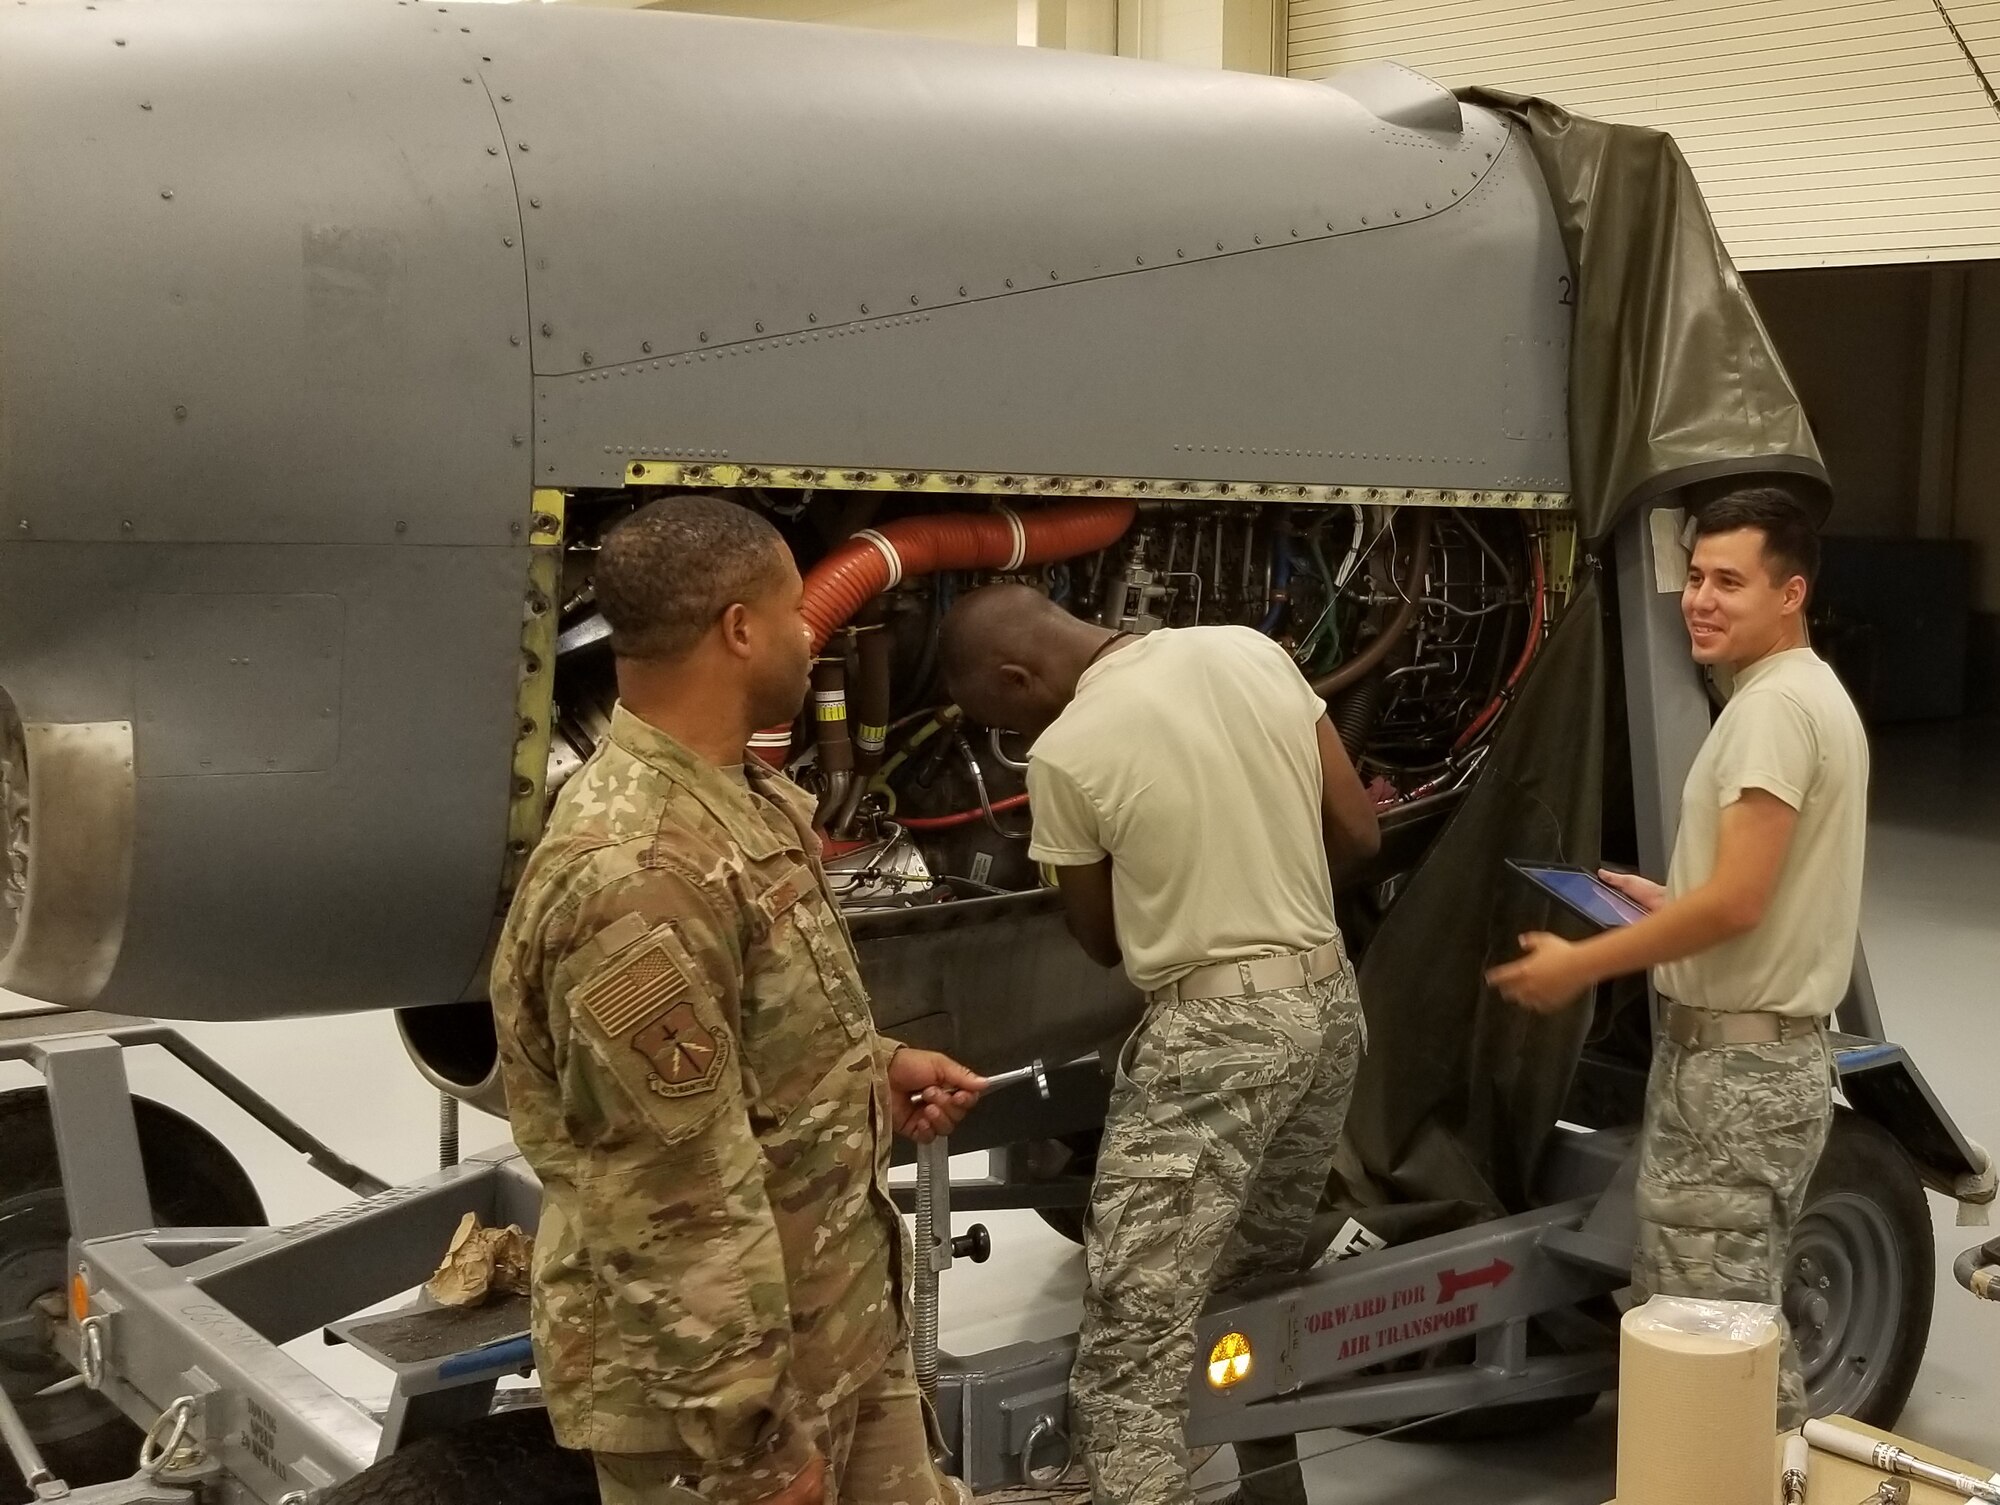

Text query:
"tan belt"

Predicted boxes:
[[1664, 1000, 1825, 1050], [1150, 938, 1348, 1005]]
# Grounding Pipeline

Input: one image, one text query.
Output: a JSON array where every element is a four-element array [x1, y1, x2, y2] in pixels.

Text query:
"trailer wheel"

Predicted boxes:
[[319, 1408, 599, 1505], [0, 1087, 265, 1495], [1793, 1112, 1933, 1427], [1036, 1206, 1088, 1244], [1030, 1132, 1097, 1245]]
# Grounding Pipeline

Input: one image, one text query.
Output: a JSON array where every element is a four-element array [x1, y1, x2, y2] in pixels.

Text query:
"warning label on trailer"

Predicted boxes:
[[1325, 1302, 1481, 1361], [241, 1398, 291, 1485], [1304, 1257, 1515, 1361]]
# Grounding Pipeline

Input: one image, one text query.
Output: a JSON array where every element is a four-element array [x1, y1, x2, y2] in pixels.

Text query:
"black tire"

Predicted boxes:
[[1036, 1206, 1088, 1244], [1361, 1314, 1608, 1444], [0, 1087, 266, 1495], [1794, 1112, 1933, 1428], [1403, 1113, 1934, 1438], [319, 1408, 599, 1505], [1031, 1132, 1097, 1245]]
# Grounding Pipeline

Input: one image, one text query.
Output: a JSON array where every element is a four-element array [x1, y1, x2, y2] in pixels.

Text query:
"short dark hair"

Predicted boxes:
[[1692, 486, 1820, 590], [593, 494, 789, 661]]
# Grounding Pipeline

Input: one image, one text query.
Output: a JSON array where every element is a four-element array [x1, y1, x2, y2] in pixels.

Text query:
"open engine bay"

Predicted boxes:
[[544, 487, 1571, 918]]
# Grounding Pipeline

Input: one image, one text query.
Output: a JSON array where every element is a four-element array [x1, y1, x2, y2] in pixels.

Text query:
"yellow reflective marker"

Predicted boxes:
[[1207, 1331, 1253, 1390]]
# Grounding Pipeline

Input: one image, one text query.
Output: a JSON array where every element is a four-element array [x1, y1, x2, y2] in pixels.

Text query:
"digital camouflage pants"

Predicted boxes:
[[1070, 962, 1364, 1505], [594, 1345, 965, 1505], [1632, 1028, 1835, 1431]]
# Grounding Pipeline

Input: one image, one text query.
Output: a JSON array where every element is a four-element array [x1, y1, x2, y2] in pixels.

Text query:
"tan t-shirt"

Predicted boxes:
[[1655, 647, 1868, 1018], [1025, 625, 1338, 994]]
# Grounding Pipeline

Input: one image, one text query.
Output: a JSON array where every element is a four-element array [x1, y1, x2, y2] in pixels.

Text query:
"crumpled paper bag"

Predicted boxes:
[[425, 1212, 533, 1308]]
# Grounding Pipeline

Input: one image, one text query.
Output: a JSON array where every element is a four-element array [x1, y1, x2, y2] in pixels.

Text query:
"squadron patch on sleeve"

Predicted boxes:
[[633, 1002, 728, 1096], [576, 938, 730, 1098]]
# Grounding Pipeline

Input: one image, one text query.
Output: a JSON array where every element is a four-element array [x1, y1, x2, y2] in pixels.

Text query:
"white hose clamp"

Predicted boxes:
[[138, 1395, 199, 1476], [995, 505, 1028, 571], [854, 529, 904, 590], [78, 1315, 107, 1391], [1019, 1416, 1073, 1487]]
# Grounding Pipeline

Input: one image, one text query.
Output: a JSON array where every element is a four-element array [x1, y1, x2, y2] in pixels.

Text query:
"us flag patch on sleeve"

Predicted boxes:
[[576, 937, 730, 1098], [579, 942, 689, 1037]]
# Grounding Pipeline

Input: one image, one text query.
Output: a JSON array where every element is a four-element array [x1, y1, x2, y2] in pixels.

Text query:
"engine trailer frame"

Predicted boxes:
[[0, 1007, 1977, 1505]]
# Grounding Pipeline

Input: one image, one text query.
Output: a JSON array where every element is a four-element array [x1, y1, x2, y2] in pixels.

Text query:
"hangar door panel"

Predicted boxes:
[[1289, 0, 2000, 268]]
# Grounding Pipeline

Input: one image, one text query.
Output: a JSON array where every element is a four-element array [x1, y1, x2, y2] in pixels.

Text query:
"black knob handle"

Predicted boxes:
[[952, 1224, 991, 1263]]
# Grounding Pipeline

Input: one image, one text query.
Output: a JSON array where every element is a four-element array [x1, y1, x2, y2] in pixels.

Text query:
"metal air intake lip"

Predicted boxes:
[[0, 689, 26, 966], [0, 696, 135, 1006]]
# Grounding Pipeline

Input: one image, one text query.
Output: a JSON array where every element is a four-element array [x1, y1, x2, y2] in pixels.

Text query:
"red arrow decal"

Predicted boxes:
[[1436, 1258, 1513, 1305]]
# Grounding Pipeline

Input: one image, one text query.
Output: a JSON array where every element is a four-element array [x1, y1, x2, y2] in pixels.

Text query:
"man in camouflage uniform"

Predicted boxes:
[[1491, 489, 1862, 1430], [493, 495, 987, 1505], [941, 586, 1382, 1505]]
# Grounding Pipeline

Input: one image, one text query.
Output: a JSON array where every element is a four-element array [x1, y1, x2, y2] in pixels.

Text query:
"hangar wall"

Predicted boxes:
[[611, 0, 1278, 69], [1288, 0, 2000, 270]]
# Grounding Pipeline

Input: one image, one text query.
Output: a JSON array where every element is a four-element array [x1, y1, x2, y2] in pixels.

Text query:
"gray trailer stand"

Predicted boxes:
[[9, 1022, 1641, 1502], [0, 1020, 545, 1504], [6, 1035, 1983, 1496], [7, 1017, 1972, 1503]]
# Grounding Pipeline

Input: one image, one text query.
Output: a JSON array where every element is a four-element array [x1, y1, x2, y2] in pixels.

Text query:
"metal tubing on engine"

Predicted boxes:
[[1312, 511, 1435, 697], [988, 726, 1030, 773]]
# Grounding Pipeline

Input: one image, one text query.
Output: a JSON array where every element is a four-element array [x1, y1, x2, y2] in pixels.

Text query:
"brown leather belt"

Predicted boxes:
[[1150, 937, 1348, 1004], [1664, 1000, 1825, 1050]]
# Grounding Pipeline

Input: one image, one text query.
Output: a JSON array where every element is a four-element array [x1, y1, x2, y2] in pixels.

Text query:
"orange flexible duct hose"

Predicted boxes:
[[753, 500, 1137, 766], [802, 499, 1137, 654]]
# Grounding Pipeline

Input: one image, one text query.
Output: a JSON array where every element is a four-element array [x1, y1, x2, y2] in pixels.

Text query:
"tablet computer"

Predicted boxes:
[[1506, 860, 1650, 930]]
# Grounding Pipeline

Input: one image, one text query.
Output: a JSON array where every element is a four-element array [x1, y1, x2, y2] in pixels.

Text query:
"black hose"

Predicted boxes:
[[893, 588, 943, 719], [843, 617, 894, 835], [1451, 508, 1517, 593], [1332, 672, 1385, 758], [811, 653, 854, 827], [1954, 1237, 2000, 1298]]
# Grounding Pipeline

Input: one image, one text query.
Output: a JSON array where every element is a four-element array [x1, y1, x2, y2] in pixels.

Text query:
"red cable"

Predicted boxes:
[[898, 793, 1031, 831]]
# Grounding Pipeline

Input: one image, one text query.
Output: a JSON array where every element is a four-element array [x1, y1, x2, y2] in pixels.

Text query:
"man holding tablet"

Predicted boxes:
[[1487, 487, 1867, 1431]]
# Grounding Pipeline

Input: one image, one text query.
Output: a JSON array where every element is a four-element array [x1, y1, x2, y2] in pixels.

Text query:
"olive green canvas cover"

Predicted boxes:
[[1333, 95, 1826, 1230]]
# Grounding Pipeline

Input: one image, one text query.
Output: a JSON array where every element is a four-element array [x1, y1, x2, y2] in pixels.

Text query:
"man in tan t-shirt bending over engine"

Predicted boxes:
[[941, 585, 1380, 1505], [1489, 486, 1866, 1431]]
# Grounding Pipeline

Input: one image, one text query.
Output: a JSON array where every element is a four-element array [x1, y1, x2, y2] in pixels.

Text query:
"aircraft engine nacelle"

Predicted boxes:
[[0, 0, 1571, 1085]]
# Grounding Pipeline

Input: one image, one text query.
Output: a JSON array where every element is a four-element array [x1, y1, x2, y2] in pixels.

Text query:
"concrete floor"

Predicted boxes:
[[3, 717, 1996, 1499]]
